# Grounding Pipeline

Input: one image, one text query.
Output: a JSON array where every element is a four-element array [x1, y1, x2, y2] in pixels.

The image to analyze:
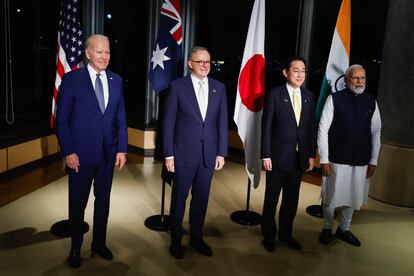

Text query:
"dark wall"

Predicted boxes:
[[377, 0, 414, 147]]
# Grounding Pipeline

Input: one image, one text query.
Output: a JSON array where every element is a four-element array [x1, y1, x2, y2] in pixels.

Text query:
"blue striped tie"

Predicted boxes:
[[95, 73, 105, 113]]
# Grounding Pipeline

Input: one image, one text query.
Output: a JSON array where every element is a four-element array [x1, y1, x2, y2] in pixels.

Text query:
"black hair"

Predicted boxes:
[[284, 56, 307, 70]]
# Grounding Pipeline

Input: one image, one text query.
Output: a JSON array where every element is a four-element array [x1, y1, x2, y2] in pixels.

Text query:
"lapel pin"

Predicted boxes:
[[284, 98, 289, 102], [212, 89, 216, 93]]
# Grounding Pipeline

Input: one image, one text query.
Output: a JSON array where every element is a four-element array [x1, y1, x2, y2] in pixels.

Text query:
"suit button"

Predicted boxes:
[[200, 139, 204, 143]]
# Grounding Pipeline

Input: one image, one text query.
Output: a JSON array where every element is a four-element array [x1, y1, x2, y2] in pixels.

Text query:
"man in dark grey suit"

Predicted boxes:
[[260, 56, 317, 252]]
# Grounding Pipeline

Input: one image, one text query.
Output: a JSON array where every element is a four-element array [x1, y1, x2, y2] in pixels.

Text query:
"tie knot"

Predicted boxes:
[[96, 73, 101, 78], [293, 89, 299, 94]]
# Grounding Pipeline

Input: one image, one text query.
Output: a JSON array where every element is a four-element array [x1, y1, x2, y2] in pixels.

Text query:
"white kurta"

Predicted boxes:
[[318, 95, 382, 210]]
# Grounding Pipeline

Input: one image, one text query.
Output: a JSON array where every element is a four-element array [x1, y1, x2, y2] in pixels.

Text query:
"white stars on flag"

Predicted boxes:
[[151, 44, 170, 70]]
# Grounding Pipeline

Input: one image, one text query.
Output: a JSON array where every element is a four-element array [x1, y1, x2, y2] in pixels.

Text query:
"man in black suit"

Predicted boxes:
[[260, 56, 317, 251]]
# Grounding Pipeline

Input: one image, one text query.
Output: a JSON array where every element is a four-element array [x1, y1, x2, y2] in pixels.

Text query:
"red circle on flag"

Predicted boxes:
[[238, 54, 265, 112]]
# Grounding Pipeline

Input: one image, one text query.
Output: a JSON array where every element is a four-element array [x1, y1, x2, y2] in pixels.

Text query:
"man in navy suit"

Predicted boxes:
[[260, 56, 317, 252], [163, 46, 228, 259], [56, 34, 127, 268]]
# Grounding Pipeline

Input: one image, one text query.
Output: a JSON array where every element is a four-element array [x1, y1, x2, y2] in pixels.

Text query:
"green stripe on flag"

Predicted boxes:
[[316, 76, 331, 122]]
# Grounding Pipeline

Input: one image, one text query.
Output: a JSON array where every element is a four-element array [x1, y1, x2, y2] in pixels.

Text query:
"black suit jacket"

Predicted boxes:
[[260, 85, 317, 172]]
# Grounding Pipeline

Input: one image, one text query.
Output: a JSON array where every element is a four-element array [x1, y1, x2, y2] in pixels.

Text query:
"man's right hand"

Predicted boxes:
[[165, 158, 175, 173], [320, 163, 331, 177], [66, 153, 80, 173], [263, 159, 272, 171]]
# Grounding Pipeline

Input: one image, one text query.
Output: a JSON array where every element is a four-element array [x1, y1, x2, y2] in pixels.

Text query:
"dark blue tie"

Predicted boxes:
[[95, 73, 105, 113]]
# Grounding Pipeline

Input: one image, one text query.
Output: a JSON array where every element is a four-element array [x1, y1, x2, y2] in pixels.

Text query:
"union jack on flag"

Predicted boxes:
[[50, 0, 83, 128], [148, 0, 183, 94]]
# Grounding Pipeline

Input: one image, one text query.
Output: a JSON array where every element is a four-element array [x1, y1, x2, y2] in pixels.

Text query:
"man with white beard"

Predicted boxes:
[[317, 64, 382, 247]]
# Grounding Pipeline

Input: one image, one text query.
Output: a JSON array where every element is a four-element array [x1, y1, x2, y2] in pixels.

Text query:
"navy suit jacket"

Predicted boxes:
[[162, 75, 228, 168], [260, 85, 317, 172], [56, 67, 128, 164]]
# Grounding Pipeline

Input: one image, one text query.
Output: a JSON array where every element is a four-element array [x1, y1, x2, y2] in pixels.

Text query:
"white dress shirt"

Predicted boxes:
[[190, 74, 209, 120], [87, 64, 109, 108]]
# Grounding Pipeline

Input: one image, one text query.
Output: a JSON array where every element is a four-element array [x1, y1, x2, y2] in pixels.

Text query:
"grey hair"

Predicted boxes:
[[345, 64, 365, 81], [188, 46, 210, 60], [85, 34, 109, 50]]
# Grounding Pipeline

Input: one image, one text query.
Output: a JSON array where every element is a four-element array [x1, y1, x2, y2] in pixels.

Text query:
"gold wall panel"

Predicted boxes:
[[0, 148, 7, 173], [7, 135, 59, 169], [128, 128, 156, 149]]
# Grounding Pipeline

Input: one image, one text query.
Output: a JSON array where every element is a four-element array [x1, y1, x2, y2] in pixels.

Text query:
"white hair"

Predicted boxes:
[[85, 34, 109, 50]]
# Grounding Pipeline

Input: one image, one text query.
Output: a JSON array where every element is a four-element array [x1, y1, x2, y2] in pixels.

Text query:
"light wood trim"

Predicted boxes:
[[7, 135, 59, 169], [0, 148, 7, 173], [128, 127, 156, 149]]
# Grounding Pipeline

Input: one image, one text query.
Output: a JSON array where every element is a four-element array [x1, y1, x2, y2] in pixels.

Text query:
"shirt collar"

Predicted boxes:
[[286, 83, 300, 94], [190, 74, 207, 84], [87, 63, 106, 78]]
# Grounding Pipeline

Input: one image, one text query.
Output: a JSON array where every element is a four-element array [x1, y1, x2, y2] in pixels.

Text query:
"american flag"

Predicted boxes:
[[50, 0, 83, 128], [148, 0, 182, 94]]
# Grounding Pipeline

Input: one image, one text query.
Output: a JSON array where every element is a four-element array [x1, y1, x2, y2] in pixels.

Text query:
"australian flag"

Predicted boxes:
[[148, 0, 183, 94], [149, 0, 183, 184]]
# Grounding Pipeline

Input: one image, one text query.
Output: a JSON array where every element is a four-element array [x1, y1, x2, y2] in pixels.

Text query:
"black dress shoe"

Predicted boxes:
[[169, 240, 184, 259], [279, 237, 302, 250], [319, 228, 333, 245], [67, 249, 82, 268], [91, 244, 114, 260], [189, 238, 213, 257], [336, 227, 361, 247], [262, 237, 276, 252]]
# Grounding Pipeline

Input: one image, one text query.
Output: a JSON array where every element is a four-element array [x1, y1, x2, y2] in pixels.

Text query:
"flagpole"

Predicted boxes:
[[144, 179, 170, 231], [146, 0, 182, 231], [230, 178, 261, 226], [50, 0, 88, 238], [306, 0, 350, 219]]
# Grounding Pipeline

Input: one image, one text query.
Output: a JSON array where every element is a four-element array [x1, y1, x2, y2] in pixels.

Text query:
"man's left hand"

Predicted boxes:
[[215, 156, 225, 170], [115, 153, 127, 170], [366, 164, 376, 178]]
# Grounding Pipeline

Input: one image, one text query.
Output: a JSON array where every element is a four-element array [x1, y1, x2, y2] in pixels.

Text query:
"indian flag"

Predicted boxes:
[[316, 0, 351, 121]]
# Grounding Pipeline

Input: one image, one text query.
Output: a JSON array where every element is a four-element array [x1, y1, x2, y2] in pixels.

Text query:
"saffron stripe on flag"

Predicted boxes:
[[316, 0, 351, 121]]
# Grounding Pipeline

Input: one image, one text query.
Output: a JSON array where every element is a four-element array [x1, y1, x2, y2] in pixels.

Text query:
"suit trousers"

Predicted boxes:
[[68, 160, 114, 250], [261, 164, 302, 240], [169, 157, 215, 242]]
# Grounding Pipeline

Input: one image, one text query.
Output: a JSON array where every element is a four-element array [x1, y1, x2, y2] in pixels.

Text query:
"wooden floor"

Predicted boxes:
[[0, 153, 320, 208], [1, 153, 413, 275]]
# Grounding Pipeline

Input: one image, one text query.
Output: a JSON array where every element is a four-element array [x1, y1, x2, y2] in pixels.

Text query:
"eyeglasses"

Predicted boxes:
[[191, 60, 211, 66], [350, 76, 366, 81]]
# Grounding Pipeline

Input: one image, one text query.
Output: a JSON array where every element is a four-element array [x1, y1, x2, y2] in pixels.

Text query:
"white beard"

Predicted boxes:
[[349, 85, 365, 95]]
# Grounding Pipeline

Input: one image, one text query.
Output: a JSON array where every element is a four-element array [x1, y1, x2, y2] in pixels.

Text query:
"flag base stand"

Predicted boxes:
[[144, 215, 170, 231], [306, 203, 337, 219], [230, 178, 262, 226], [305, 205, 324, 218], [50, 220, 89, 238], [145, 180, 170, 232], [230, 210, 261, 226]]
